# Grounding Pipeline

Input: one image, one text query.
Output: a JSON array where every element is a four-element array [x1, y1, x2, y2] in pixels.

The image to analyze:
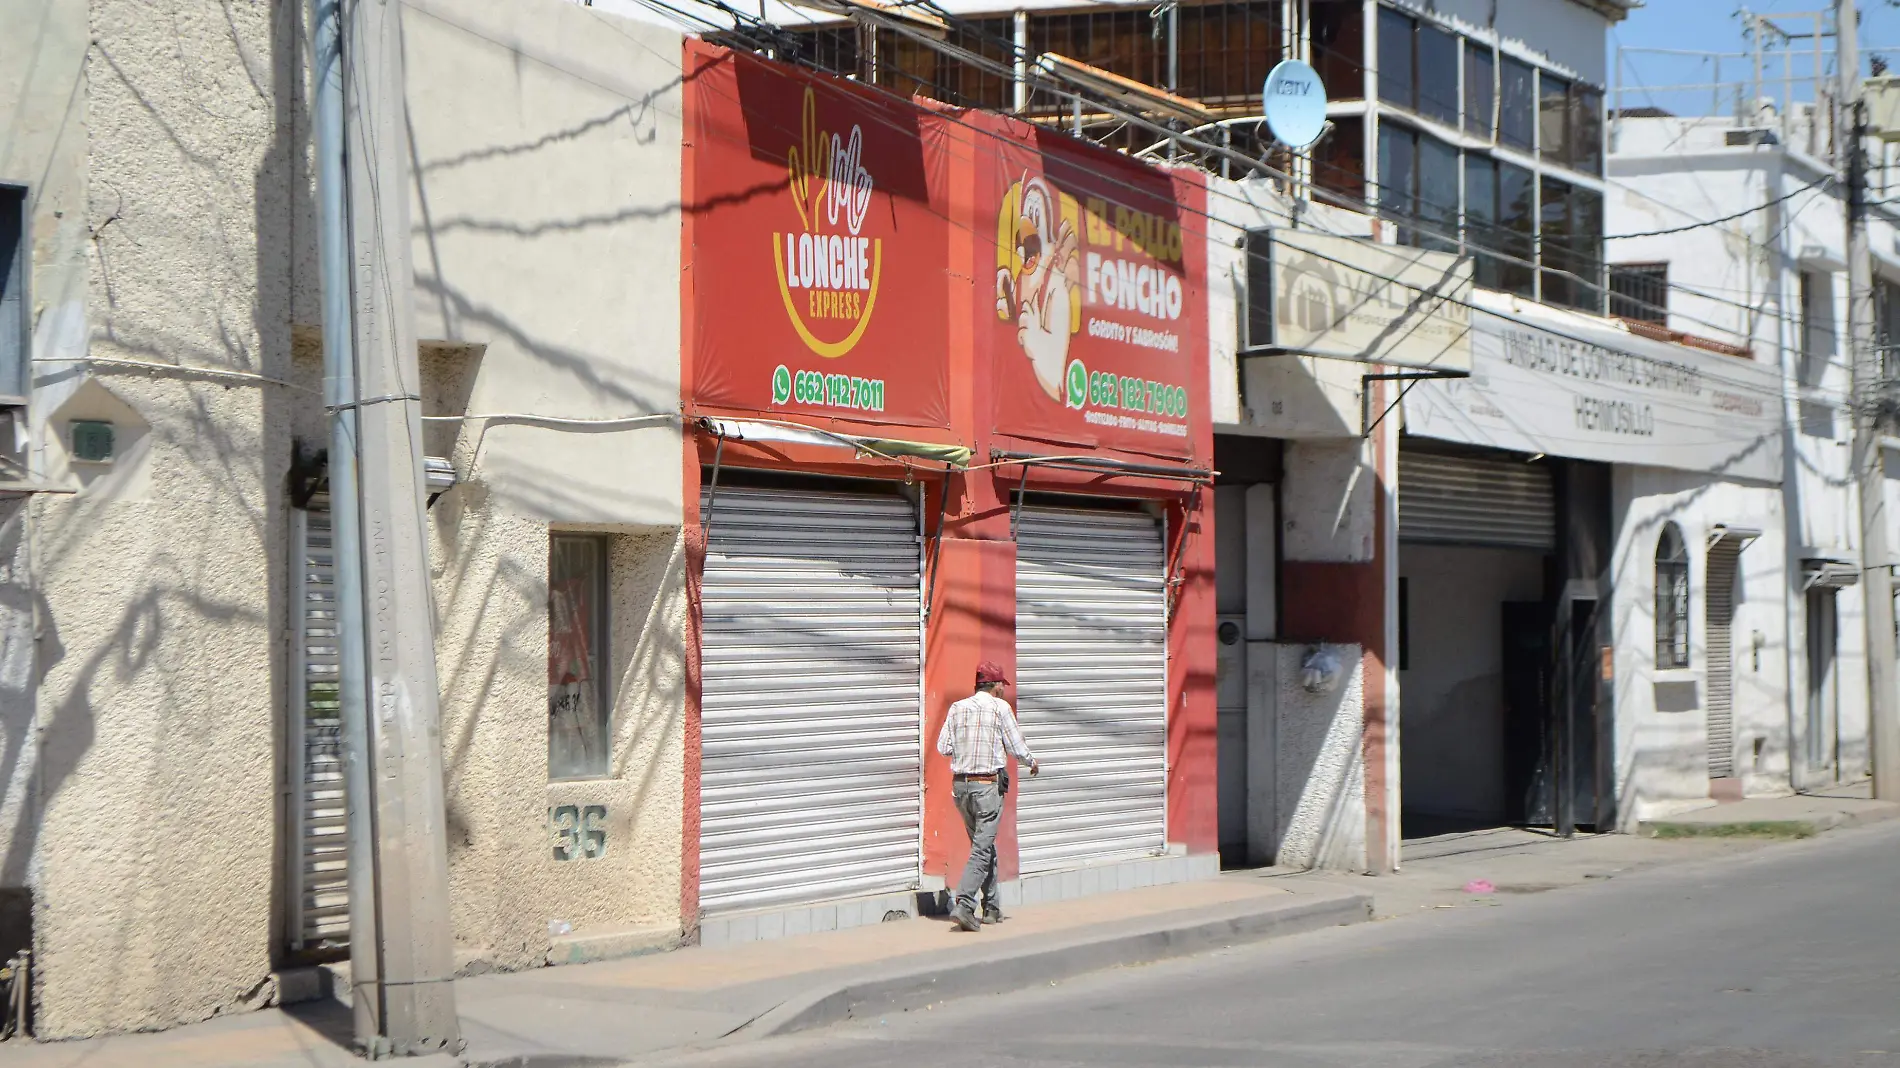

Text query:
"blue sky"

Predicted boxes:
[[1612, 2, 1900, 114]]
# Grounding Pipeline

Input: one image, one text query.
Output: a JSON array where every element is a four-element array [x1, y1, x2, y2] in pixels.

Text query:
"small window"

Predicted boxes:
[[71, 420, 115, 463], [1311, 1, 1365, 103], [1799, 270, 1834, 386], [549, 534, 612, 780], [0, 185, 24, 400], [1655, 523, 1690, 670], [1499, 57, 1535, 150], [1464, 154, 1501, 287], [1464, 42, 1495, 139], [1539, 73, 1572, 166], [1496, 160, 1537, 298], [1572, 86, 1605, 174], [1377, 121, 1417, 239], [1417, 136, 1459, 253], [1313, 116, 1366, 208], [1416, 24, 1458, 126], [1610, 263, 1668, 323], [1377, 6, 1415, 110]]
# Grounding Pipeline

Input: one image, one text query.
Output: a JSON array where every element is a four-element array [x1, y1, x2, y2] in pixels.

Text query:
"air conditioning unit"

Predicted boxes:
[[1866, 75, 1900, 142]]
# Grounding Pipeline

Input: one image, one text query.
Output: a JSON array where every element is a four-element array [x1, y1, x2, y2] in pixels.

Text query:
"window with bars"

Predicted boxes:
[[1655, 523, 1691, 671], [1610, 263, 1668, 323]]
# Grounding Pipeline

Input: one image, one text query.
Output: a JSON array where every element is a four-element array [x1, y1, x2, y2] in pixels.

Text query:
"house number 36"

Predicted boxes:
[[550, 804, 607, 861]]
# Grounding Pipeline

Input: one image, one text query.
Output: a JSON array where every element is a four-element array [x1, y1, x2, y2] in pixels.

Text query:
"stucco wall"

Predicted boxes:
[[0, 0, 90, 961], [25, 0, 301, 1037], [402, 0, 688, 969], [1266, 641, 1365, 872]]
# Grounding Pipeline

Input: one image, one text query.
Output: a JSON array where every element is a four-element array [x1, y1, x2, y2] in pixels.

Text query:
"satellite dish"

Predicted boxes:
[[1262, 60, 1327, 148]]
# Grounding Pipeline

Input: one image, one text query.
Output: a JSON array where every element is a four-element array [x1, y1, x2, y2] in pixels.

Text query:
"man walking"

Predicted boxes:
[[936, 660, 1038, 932]]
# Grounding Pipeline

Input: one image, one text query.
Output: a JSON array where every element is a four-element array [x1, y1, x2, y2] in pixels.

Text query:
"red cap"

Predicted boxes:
[[975, 660, 1009, 686]]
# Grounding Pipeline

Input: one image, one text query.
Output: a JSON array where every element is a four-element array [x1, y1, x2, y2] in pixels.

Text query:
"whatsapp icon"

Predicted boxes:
[[771, 364, 793, 405], [1065, 359, 1088, 410]]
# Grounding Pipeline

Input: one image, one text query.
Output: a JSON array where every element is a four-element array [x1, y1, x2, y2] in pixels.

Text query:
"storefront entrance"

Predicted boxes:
[[696, 485, 923, 915], [1398, 443, 1612, 836]]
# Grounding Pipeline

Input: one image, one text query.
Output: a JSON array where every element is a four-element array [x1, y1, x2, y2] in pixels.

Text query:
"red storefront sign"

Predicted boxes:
[[684, 42, 951, 428], [973, 114, 1207, 461]]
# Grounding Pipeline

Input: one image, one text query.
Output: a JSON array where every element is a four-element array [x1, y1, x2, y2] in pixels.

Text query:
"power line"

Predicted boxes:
[[578, 0, 1830, 406], [1607, 174, 1835, 238]]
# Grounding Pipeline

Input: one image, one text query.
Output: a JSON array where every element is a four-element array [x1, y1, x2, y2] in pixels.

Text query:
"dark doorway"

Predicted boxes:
[[1502, 600, 1552, 826]]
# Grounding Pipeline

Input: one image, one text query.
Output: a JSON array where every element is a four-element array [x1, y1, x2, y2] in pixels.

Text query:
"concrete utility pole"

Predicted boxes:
[[1840, 0, 1900, 801], [310, 0, 462, 1054]]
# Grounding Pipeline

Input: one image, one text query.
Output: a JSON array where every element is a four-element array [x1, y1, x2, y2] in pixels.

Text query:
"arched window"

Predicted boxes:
[[1655, 523, 1690, 669]]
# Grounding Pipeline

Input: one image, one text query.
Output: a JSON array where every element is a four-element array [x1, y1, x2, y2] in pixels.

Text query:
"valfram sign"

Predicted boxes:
[[1246, 228, 1473, 374]]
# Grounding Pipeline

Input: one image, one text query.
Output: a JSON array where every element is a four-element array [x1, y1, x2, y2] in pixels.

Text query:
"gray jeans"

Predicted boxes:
[[952, 780, 1003, 911]]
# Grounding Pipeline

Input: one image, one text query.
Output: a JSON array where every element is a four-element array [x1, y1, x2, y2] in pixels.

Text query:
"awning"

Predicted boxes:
[[701, 417, 973, 467], [1803, 558, 1861, 590], [1708, 525, 1762, 550]]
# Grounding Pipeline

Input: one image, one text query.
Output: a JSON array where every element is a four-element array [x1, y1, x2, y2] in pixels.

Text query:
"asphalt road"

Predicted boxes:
[[647, 821, 1900, 1068]]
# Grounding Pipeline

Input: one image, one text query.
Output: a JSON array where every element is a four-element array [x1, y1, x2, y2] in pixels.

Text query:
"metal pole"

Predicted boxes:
[[1840, 0, 1900, 800], [338, 0, 462, 1053], [307, 0, 381, 1050]]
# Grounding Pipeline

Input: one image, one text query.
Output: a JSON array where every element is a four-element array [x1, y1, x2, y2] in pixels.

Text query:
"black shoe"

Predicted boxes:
[[982, 906, 1006, 924], [950, 905, 981, 932]]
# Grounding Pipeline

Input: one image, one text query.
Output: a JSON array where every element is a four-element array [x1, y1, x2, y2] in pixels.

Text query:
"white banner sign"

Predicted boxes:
[[1404, 310, 1784, 483]]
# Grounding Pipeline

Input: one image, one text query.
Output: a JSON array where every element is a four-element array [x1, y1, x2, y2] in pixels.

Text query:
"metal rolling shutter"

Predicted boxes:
[[1399, 449, 1555, 551], [698, 487, 922, 914], [1014, 505, 1168, 873], [1706, 544, 1739, 778], [288, 496, 349, 949]]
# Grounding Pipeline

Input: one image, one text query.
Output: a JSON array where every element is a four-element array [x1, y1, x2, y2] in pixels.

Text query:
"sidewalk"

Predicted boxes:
[[1638, 781, 1900, 839], [0, 876, 1369, 1068], [5, 787, 1891, 1068]]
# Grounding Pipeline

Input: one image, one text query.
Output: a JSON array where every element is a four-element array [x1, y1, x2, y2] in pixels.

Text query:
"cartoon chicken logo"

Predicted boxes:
[[995, 173, 1083, 400]]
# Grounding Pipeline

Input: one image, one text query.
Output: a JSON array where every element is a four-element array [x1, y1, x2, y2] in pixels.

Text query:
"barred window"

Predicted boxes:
[[1655, 523, 1690, 670]]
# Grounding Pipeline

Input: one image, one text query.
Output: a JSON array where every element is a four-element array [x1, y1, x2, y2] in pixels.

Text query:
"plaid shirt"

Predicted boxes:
[[936, 690, 1035, 775]]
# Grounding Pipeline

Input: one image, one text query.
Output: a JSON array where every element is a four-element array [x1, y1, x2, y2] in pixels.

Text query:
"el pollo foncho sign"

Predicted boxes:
[[686, 45, 1208, 461]]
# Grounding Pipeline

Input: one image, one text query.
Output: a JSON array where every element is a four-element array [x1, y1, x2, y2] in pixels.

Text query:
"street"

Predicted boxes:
[[651, 822, 1900, 1068]]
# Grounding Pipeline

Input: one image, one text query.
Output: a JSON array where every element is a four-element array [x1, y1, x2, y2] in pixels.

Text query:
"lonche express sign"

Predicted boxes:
[[1247, 229, 1472, 374], [977, 114, 1207, 460], [685, 43, 951, 428]]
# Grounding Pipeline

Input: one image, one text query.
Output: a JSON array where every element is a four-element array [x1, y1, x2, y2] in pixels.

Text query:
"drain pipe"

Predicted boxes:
[[308, 0, 377, 1049]]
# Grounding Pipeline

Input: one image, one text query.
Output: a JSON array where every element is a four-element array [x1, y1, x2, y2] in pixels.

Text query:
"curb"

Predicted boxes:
[[730, 891, 1372, 1042], [1640, 802, 1900, 839]]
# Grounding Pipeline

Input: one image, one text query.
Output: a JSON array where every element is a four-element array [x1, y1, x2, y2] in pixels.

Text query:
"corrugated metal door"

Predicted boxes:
[[287, 495, 349, 950], [1014, 504, 1168, 873], [1706, 544, 1740, 778], [1399, 449, 1555, 551], [698, 487, 922, 915]]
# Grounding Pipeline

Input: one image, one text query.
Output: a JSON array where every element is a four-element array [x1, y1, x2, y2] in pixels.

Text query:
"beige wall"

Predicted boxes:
[[22, 0, 301, 1038], [402, 0, 687, 970], [7, 0, 687, 1038]]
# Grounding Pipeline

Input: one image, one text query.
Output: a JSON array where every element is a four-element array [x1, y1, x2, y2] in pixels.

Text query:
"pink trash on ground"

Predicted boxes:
[[1462, 879, 1496, 895]]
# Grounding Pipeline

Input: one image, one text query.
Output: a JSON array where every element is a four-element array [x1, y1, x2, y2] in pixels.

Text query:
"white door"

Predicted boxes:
[[697, 487, 922, 915], [1014, 504, 1169, 873], [287, 496, 349, 950]]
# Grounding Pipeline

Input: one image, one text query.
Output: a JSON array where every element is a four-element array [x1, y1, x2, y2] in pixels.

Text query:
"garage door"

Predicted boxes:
[[1399, 448, 1555, 551], [287, 496, 349, 950], [1014, 504, 1169, 873], [697, 487, 922, 914]]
